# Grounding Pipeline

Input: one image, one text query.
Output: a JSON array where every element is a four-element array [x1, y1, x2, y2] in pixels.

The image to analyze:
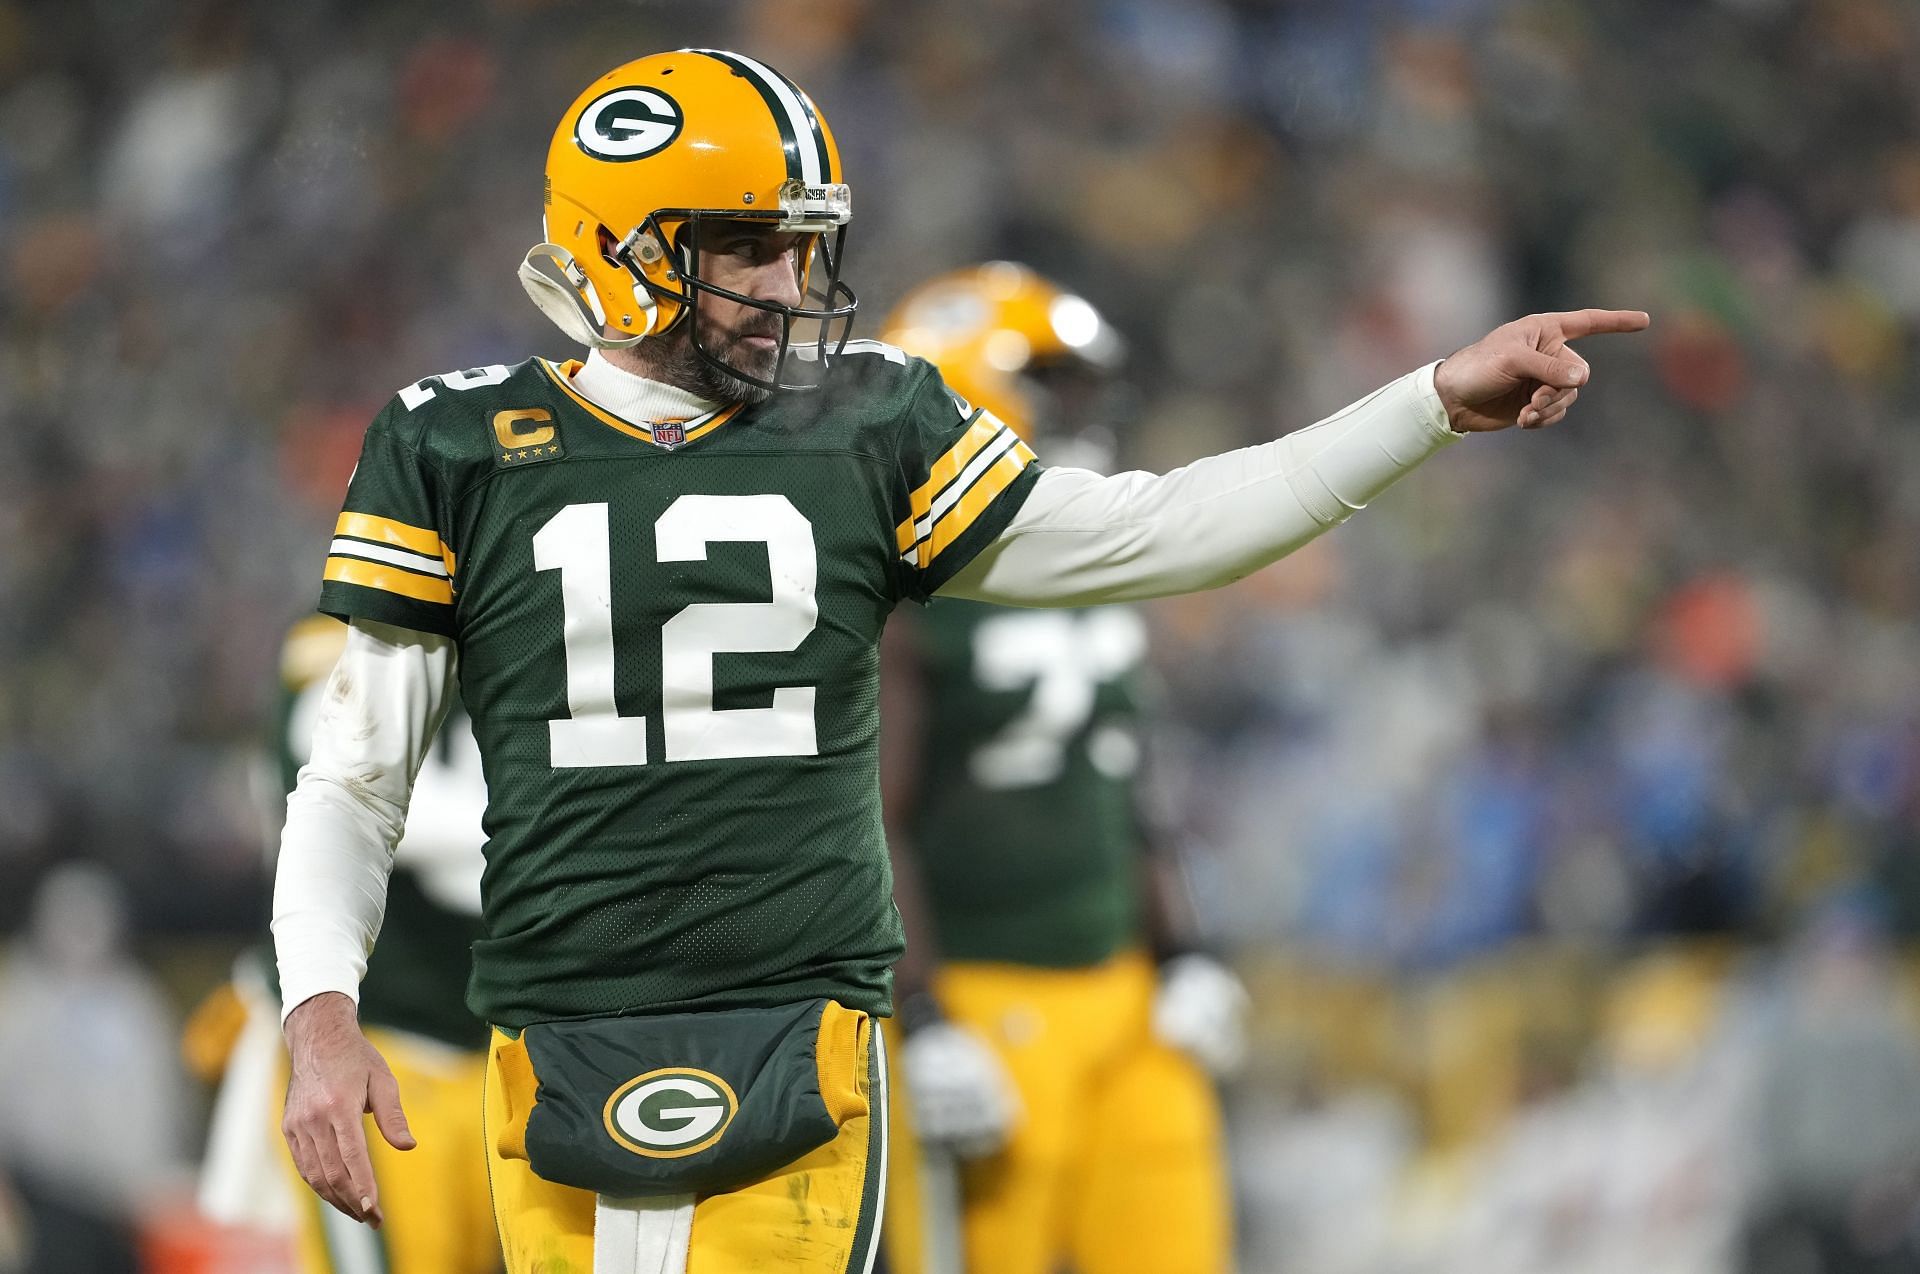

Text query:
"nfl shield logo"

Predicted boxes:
[[654, 421, 687, 449]]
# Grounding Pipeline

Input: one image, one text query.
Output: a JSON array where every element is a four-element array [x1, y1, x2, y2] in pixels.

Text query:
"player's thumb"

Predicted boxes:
[[1507, 346, 1587, 389], [367, 1069, 416, 1151]]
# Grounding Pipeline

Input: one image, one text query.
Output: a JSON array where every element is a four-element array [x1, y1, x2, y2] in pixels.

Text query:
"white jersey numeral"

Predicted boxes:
[[969, 608, 1146, 790], [657, 495, 819, 761], [837, 338, 908, 365], [398, 364, 511, 410], [534, 495, 820, 768], [534, 502, 652, 767]]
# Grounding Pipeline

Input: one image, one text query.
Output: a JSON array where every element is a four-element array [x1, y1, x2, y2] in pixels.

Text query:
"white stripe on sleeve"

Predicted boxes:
[[328, 538, 448, 578]]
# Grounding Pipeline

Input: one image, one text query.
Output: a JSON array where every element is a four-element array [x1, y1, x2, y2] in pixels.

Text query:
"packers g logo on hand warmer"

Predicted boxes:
[[574, 87, 684, 161], [603, 1068, 739, 1158]]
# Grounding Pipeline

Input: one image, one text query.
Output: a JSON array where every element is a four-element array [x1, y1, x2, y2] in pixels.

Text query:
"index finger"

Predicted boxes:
[[1545, 308, 1652, 339]]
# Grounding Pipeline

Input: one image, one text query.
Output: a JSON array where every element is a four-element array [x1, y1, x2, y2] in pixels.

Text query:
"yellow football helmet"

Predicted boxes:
[[879, 262, 1123, 441], [519, 48, 856, 391]]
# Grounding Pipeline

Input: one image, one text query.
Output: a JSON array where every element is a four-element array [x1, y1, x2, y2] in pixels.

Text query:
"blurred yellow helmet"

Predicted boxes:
[[880, 262, 1123, 440], [519, 48, 856, 391]]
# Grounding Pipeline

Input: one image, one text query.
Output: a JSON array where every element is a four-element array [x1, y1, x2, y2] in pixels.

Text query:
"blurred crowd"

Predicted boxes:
[[2, 0, 1920, 1269]]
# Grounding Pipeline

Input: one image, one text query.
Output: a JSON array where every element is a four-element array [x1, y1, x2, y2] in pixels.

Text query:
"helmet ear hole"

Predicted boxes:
[[596, 225, 623, 268]]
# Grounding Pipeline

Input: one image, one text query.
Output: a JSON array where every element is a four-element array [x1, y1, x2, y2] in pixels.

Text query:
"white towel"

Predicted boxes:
[[593, 1192, 695, 1274], [196, 966, 296, 1229]]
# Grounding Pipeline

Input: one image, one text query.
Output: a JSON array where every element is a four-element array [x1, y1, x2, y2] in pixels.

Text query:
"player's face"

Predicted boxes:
[[692, 221, 808, 386]]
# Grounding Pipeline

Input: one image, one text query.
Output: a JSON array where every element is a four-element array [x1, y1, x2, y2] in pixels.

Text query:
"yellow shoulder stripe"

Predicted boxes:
[[902, 415, 1001, 523], [922, 447, 1033, 564], [895, 434, 1036, 563], [335, 512, 454, 575], [324, 556, 454, 605]]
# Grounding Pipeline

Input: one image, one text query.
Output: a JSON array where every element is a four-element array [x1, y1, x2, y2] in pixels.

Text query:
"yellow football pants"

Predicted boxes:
[[884, 952, 1231, 1274], [282, 1027, 500, 1274], [483, 1005, 887, 1274]]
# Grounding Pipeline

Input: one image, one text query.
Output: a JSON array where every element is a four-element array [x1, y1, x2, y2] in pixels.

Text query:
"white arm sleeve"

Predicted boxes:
[[941, 362, 1458, 606], [271, 618, 458, 1021], [384, 713, 487, 915]]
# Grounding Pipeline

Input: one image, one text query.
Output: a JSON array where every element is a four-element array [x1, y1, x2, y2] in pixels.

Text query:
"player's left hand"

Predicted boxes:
[[1433, 308, 1651, 434], [1153, 953, 1250, 1079]]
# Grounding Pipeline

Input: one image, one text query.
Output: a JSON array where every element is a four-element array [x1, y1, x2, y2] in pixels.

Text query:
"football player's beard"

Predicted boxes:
[[711, 318, 784, 401], [648, 312, 782, 405]]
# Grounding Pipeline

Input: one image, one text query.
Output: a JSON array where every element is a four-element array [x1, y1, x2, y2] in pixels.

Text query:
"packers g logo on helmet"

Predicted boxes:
[[518, 48, 857, 392], [603, 1067, 739, 1158], [573, 87, 684, 162]]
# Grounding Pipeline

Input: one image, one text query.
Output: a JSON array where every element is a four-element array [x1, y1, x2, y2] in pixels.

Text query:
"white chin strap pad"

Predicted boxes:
[[518, 243, 649, 351]]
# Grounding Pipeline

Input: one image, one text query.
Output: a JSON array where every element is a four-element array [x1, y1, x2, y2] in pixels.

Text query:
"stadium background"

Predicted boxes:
[[3, 0, 1920, 1269]]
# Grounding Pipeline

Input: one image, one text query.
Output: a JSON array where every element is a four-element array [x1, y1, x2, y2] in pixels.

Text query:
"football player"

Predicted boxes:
[[198, 614, 498, 1274], [268, 46, 1646, 1274], [876, 265, 1245, 1274]]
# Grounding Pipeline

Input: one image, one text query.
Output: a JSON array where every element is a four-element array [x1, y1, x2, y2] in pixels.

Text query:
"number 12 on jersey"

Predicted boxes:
[[532, 495, 820, 768]]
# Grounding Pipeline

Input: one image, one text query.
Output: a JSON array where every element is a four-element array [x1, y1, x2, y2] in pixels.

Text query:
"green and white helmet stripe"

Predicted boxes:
[[688, 48, 833, 184]]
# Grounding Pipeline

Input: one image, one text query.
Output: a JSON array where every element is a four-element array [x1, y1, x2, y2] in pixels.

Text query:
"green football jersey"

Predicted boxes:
[[315, 348, 1040, 1028], [272, 616, 489, 1048], [906, 600, 1150, 967]]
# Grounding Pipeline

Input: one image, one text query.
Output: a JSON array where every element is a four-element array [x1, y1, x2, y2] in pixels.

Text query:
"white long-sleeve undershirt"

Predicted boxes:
[[940, 362, 1455, 604], [271, 620, 456, 1019], [271, 361, 1460, 1020]]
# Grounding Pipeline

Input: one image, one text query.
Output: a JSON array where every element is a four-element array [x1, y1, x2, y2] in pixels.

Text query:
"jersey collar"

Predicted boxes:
[[542, 352, 742, 449]]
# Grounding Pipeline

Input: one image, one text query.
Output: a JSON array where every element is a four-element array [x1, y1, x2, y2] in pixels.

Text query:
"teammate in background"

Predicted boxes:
[[269, 45, 1647, 1273], [197, 615, 498, 1274], [876, 266, 1247, 1274]]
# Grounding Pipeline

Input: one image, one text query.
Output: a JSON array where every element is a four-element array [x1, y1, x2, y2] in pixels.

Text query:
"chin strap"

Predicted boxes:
[[518, 243, 650, 351]]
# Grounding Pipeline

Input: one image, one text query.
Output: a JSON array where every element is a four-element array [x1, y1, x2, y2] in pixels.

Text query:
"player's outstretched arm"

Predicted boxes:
[[940, 308, 1649, 608]]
